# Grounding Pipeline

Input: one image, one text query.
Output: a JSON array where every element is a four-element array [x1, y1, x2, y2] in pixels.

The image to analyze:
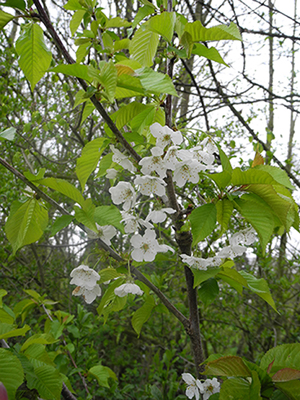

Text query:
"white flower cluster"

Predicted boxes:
[[180, 227, 257, 271], [70, 265, 101, 304], [182, 373, 220, 400], [108, 123, 217, 263]]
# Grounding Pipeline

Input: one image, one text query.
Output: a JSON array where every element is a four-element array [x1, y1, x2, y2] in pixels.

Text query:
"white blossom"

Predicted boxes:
[[157, 243, 175, 254], [109, 181, 136, 211], [146, 208, 176, 223], [86, 224, 116, 246], [150, 122, 183, 149], [164, 146, 181, 170], [106, 168, 118, 179], [114, 283, 144, 297], [72, 285, 101, 304], [70, 265, 100, 289], [217, 244, 248, 258], [70, 265, 101, 304], [182, 373, 203, 400], [229, 227, 257, 246], [181, 254, 222, 270], [134, 175, 166, 197], [139, 146, 167, 178], [201, 137, 218, 155], [190, 146, 215, 167], [173, 160, 205, 188], [110, 145, 136, 172], [121, 211, 153, 234], [130, 229, 161, 262], [202, 378, 220, 400]]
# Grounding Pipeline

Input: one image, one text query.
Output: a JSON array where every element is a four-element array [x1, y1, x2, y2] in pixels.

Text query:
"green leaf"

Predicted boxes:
[[70, 10, 86, 36], [0, 323, 30, 340], [260, 344, 300, 374], [97, 279, 126, 317], [116, 74, 146, 98], [190, 203, 217, 246], [146, 12, 176, 42], [1, 0, 26, 10], [246, 184, 293, 230], [254, 165, 295, 190], [217, 267, 248, 295], [26, 365, 63, 400], [177, 31, 191, 57], [96, 61, 117, 102], [0, 289, 7, 307], [96, 153, 113, 177], [105, 16, 131, 28], [132, 5, 154, 29], [204, 355, 251, 376], [50, 215, 74, 237], [74, 199, 96, 232], [231, 167, 276, 186], [198, 278, 219, 305], [130, 27, 159, 67], [0, 10, 14, 30], [219, 377, 252, 400], [76, 137, 108, 191], [112, 101, 146, 129], [37, 178, 85, 206], [21, 333, 57, 352], [0, 127, 16, 141], [0, 348, 24, 400], [137, 67, 178, 96], [50, 63, 93, 82], [239, 270, 277, 311], [209, 171, 232, 191], [24, 168, 46, 182], [275, 381, 300, 400], [99, 268, 124, 283], [130, 106, 155, 133], [5, 199, 48, 255], [233, 195, 275, 251], [219, 147, 233, 174], [16, 23, 52, 91], [64, 0, 86, 10], [131, 295, 155, 336], [184, 21, 242, 42], [192, 43, 229, 66], [94, 205, 124, 233], [88, 365, 117, 388], [192, 268, 221, 287], [216, 199, 233, 233], [0, 308, 15, 324]]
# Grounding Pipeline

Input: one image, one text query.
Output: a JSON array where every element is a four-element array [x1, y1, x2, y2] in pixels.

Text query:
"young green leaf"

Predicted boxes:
[[146, 12, 176, 43], [198, 278, 219, 305], [130, 28, 159, 67], [131, 295, 155, 336], [94, 205, 124, 233], [76, 137, 108, 191], [26, 365, 63, 400], [37, 178, 85, 206], [0, 10, 14, 30], [5, 199, 48, 255], [190, 203, 217, 246], [192, 43, 229, 66], [239, 270, 277, 311], [16, 23, 52, 91], [0, 349, 24, 400], [184, 21, 242, 42], [216, 198, 233, 233], [88, 365, 117, 388], [0, 127, 16, 141]]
